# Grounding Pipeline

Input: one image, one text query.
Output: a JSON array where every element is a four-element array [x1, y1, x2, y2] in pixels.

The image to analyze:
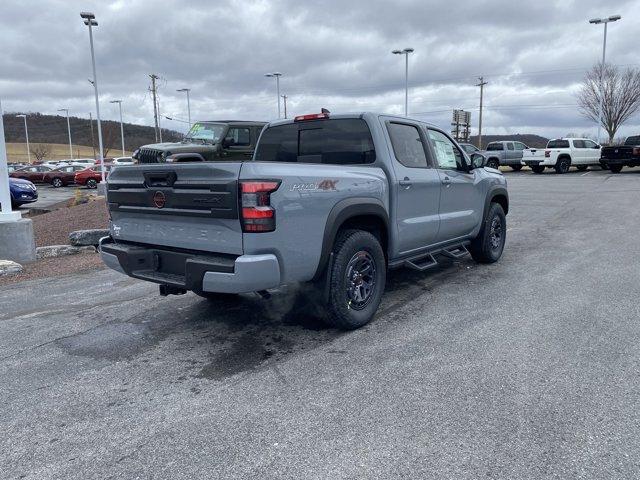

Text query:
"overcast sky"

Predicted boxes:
[[1, 0, 639, 139]]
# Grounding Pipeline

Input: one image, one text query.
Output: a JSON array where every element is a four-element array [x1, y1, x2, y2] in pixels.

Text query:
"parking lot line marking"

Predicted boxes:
[[581, 171, 591, 176]]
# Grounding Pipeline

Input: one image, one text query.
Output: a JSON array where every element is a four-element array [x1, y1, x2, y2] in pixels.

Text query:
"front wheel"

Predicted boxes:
[[86, 179, 98, 189], [51, 177, 64, 188], [487, 158, 500, 170], [511, 164, 523, 171], [469, 203, 506, 264], [325, 229, 386, 330], [609, 164, 623, 173], [531, 165, 545, 174]]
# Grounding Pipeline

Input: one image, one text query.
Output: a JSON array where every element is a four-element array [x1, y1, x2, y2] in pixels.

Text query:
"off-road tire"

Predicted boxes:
[[576, 165, 588, 171], [511, 164, 523, 171], [531, 166, 545, 174], [487, 158, 500, 170], [51, 177, 64, 188], [469, 203, 506, 264], [555, 156, 571, 174], [609, 164, 623, 173], [86, 179, 98, 189], [325, 229, 386, 330]]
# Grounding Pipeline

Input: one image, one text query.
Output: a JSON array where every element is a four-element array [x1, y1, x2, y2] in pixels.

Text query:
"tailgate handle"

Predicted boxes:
[[144, 171, 177, 187]]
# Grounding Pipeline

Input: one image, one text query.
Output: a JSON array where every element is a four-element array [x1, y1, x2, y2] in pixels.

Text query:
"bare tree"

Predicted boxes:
[[30, 143, 51, 162], [577, 63, 640, 144], [101, 123, 118, 158]]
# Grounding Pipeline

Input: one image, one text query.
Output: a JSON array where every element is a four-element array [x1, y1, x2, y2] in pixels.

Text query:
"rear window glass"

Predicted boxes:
[[254, 119, 375, 164], [486, 143, 503, 151], [625, 136, 640, 146], [548, 140, 570, 148]]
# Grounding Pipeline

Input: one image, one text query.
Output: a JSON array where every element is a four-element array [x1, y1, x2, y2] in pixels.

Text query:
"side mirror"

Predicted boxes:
[[222, 137, 235, 148], [470, 153, 486, 169]]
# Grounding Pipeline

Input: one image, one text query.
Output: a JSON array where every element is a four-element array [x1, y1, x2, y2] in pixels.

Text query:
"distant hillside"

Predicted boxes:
[[468, 134, 549, 149], [2, 112, 182, 156]]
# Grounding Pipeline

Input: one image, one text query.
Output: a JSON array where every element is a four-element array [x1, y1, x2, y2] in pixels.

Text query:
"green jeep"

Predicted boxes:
[[133, 120, 267, 163]]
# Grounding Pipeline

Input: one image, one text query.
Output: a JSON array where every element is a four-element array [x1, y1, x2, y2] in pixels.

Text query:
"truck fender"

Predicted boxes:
[[313, 197, 389, 280], [484, 186, 509, 219], [167, 153, 206, 163]]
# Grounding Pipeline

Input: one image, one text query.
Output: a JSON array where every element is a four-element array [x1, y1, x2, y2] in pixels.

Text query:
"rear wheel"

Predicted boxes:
[[609, 164, 623, 173], [511, 164, 523, 171], [86, 179, 98, 189], [325, 229, 386, 330], [51, 177, 64, 188], [555, 157, 571, 174], [469, 203, 506, 264], [576, 165, 588, 171], [531, 165, 545, 174], [487, 158, 500, 170]]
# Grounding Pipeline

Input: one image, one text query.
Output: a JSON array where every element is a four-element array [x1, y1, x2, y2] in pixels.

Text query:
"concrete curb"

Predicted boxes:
[[36, 245, 97, 260]]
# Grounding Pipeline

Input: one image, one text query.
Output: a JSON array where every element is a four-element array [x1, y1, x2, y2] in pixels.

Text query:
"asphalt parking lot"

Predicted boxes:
[[2, 168, 640, 479], [17, 184, 88, 211]]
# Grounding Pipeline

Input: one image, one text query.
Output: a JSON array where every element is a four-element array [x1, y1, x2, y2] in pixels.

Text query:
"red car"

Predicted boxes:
[[9, 165, 54, 183], [43, 165, 87, 188], [74, 164, 113, 189]]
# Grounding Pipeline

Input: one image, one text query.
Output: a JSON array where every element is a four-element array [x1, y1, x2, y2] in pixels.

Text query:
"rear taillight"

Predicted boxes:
[[294, 113, 329, 122], [545, 150, 550, 157], [240, 181, 280, 232]]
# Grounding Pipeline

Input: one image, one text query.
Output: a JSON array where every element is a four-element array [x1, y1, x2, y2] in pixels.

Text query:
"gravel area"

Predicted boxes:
[[30, 198, 109, 247], [0, 252, 104, 286]]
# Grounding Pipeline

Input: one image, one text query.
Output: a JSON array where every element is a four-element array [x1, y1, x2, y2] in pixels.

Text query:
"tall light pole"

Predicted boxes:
[[110, 100, 125, 156], [16, 114, 30, 164], [176, 88, 191, 127], [1, 99, 22, 220], [589, 15, 621, 145], [57, 108, 73, 159], [392, 48, 414, 117], [264, 72, 283, 119], [81, 11, 105, 182]]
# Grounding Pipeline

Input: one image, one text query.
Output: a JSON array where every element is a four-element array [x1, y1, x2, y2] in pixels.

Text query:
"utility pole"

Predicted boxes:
[[16, 115, 30, 163], [281, 95, 288, 119], [89, 112, 96, 158], [475, 76, 488, 149], [57, 108, 73, 159], [150, 74, 160, 142], [110, 100, 125, 156]]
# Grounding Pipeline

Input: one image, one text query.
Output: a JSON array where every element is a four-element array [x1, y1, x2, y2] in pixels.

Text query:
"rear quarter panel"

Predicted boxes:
[[240, 161, 388, 283]]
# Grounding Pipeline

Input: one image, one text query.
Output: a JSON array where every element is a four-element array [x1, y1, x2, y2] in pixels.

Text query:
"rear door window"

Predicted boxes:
[[225, 127, 251, 147], [387, 122, 428, 168], [254, 118, 375, 164], [486, 143, 503, 151]]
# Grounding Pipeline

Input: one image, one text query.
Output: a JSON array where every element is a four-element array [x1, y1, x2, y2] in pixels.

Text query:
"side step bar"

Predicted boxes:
[[399, 242, 470, 272]]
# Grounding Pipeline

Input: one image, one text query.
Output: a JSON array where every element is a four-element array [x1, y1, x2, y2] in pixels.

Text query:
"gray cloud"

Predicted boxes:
[[1, 0, 639, 138]]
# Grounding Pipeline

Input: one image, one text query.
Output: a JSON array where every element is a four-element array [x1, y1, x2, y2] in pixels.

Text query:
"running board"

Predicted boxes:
[[404, 253, 438, 271], [441, 245, 469, 259]]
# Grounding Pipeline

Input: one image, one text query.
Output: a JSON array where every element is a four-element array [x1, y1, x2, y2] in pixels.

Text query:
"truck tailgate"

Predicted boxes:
[[106, 163, 243, 255]]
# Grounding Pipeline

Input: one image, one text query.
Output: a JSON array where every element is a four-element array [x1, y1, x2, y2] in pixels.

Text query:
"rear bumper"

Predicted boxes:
[[601, 157, 640, 166], [523, 159, 552, 167], [99, 237, 280, 294]]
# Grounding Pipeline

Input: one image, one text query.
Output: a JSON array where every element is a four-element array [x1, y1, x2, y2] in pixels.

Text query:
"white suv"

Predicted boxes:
[[522, 138, 601, 174]]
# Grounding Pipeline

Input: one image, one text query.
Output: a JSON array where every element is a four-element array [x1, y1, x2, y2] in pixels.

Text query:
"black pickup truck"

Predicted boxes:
[[600, 135, 640, 173]]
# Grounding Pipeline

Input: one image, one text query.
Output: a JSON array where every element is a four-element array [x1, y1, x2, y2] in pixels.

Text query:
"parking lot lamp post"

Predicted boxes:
[[110, 100, 125, 156], [81, 11, 105, 183], [392, 48, 414, 117], [264, 73, 282, 119], [57, 108, 73, 159], [15, 114, 30, 164], [1, 100, 21, 220], [589, 15, 621, 145], [176, 88, 191, 127]]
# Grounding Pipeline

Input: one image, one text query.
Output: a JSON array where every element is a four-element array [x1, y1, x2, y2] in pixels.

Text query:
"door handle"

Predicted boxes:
[[399, 177, 412, 188], [441, 176, 452, 187]]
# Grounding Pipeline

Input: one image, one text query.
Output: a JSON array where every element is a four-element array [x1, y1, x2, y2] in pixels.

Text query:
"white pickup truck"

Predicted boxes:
[[522, 138, 601, 174]]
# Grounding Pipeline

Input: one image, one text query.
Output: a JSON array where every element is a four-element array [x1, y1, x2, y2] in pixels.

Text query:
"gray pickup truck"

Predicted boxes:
[[481, 141, 529, 170], [100, 112, 508, 329]]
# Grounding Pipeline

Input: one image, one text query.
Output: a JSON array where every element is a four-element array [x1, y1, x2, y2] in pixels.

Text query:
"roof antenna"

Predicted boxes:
[[321, 108, 330, 114]]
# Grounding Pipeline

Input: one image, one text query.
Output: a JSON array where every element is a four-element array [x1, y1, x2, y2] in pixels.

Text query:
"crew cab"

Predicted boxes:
[[522, 138, 601, 174], [481, 141, 529, 171], [600, 135, 640, 173], [100, 112, 508, 329]]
